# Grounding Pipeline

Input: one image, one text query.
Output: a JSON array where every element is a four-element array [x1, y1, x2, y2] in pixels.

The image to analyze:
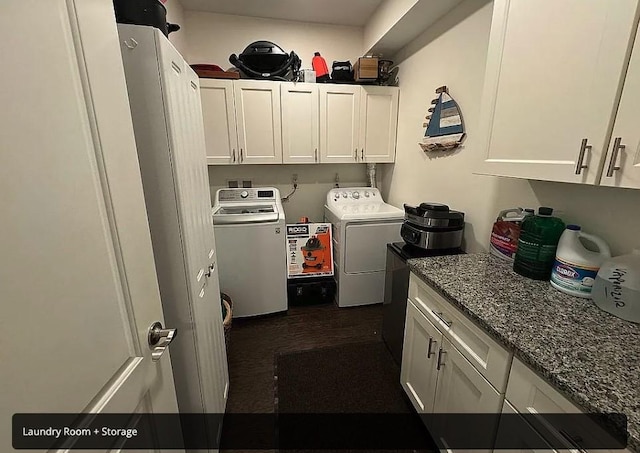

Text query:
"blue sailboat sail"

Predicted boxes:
[[420, 86, 465, 152]]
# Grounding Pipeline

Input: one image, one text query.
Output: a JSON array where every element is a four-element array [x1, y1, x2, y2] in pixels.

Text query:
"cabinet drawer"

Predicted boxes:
[[506, 358, 628, 453], [409, 273, 512, 392]]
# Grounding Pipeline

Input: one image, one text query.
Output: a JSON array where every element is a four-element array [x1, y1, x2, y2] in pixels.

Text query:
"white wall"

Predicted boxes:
[[380, 0, 640, 256], [183, 11, 364, 69], [364, 0, 418, 52], [163, 0, 188, 56], [208, 164, 368, 223]]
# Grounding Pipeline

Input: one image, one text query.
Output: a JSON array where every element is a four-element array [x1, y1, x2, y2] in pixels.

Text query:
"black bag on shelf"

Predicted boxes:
[[331, 60, 354, 82]]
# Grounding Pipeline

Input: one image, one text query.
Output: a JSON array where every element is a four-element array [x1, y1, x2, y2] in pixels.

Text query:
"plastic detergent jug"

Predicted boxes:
[[513, 207, 565, 280], [550, 225, 611, 298], [592, 249, 640, 322], [490, 208, 534, 261]]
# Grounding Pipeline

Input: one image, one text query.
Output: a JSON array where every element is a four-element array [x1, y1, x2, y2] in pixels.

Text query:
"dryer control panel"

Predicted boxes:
[[326, 188, 380, 204]]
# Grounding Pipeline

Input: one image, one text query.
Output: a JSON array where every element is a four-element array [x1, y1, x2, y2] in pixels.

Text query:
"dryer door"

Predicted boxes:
[[344, 221, 402, 274]]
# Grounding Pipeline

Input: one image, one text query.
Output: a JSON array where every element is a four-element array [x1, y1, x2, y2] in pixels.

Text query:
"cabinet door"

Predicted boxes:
[[601, 26, 640, 189], [432, 338, 503, 453], [281, 82, 319, 164], [401, 300, 441, 414], [234, 80, 283, 164], [200, 79, 238, 165], [477, 0, 640, 184], [319, 85, 361, 163], [359, 86, 399, 163]]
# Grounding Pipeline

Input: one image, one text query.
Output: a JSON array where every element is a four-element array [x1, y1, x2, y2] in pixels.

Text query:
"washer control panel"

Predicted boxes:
[[217, 188, 278, 202], [326, 188, 380, 204]]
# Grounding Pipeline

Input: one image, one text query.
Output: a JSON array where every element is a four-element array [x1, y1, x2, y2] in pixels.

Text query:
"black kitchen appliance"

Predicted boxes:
[[401, 203, 465, 250], [383, 242, 463, 365], [113, 0, 180, 36], [229, 41, 301, 81]]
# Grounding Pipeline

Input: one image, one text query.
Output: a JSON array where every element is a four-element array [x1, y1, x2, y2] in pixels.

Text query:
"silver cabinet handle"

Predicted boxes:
[[240, 148, 244, 163], [232, 149, 236, 163], [148, 322, 177, 361], [574, 138, 591, 175], [315, 148, 318, 163], [427, 337, 437, 358], [436, 348, 446, 370], [606, 137, 623, 177], [434, 311, 452, 327], [558, 429, 588, 453], [354, 148, 358, 161], [361, 149, 364, 160]]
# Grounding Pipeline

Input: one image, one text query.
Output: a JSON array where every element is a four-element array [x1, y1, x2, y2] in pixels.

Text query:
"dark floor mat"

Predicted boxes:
[[274, 341, 437, 452]]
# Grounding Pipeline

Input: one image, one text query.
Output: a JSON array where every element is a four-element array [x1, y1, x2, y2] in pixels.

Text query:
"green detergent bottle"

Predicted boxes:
[[513, 207, 565, 280]]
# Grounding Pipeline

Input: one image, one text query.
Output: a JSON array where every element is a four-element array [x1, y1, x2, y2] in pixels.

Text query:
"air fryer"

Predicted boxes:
[[301, 236, 325, 269], [229, 41, 301, 81]]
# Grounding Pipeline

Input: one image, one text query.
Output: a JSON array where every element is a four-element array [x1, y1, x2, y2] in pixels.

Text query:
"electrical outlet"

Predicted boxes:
[[227, 180, 239, 188], [292, 174, 298, 185], [242, 180, 252, 188]]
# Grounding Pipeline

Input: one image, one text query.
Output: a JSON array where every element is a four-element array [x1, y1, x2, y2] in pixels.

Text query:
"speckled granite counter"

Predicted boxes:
[[407, 253, 640, 451]]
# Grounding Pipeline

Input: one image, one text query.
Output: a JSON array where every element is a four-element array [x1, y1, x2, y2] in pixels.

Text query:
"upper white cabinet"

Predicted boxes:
[[359, 86, 399, 163], [234, 80, 283, 164], [281, 82, 319, 164], [202, 80, 400, 165], [200, 79, 282, 164], [200, 79, 238, 165], [478, 0, 640, 185], [601, 25, 640, 189], [319, 84, 362, 163]]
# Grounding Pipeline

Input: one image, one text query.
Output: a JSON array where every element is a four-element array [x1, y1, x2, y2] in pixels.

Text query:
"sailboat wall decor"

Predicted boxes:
[[419, 85, 466, 152]]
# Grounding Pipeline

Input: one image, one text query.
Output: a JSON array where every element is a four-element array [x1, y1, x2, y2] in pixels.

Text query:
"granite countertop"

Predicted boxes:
[[407, 253, 640, 451]]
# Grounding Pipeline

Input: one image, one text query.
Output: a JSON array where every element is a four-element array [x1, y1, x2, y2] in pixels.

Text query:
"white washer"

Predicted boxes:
[[324, 187, 404, 307], [213, 187, 287, 317]]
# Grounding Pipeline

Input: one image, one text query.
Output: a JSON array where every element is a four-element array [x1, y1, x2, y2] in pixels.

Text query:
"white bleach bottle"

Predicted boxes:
[[550, 225, 611, 298], [592, 249, 640, 323]]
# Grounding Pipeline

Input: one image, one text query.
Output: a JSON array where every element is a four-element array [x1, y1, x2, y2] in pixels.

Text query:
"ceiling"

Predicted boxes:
[[178, 0, 384, 27]]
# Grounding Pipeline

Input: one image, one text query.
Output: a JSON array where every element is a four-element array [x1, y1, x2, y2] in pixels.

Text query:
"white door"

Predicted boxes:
[[432, 338, 503, 453], [0, 0, 180, 451], [477, 0, 640, 184], [281, 82, 320, 164], [234, 80, 283, 164], [401, 301, 441, 414], [359, 86, 399, 163], [601, 25, 640, 189], [200, 79, 239, 165], [319, 85, 361, 163]]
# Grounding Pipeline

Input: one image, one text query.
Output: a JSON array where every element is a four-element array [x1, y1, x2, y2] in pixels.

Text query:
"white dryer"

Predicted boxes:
[[213, 188, 287, 317], [324, 188, 404, 307]]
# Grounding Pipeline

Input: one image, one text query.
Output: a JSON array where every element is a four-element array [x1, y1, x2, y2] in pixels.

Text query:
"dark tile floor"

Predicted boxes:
[[224, 302, 384, 414]]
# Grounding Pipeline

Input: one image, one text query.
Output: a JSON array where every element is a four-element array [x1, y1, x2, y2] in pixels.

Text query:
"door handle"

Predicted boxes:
[[427, 337, 437, 358], [606, 137, 623, 177], [436, 348, 446, 370], [148, 322, 177, 361], [240, 148, 244, 163], [361, 149, 364, 160], [232, 149, 236, 163], [204, 262, 215, 278], [315, 148, 318, 163], [574, 138, 591, 175], [354, 148, 358, 161]]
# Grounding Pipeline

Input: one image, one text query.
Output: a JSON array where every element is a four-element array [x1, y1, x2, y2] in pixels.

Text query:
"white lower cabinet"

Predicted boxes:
[[401, 300, 441, 413], [404, 273, 631, 453], [401, 295, 505, 453]]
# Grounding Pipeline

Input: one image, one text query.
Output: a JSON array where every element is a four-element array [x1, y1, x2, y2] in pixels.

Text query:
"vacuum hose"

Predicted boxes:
[[367, 163, 377, 188]]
